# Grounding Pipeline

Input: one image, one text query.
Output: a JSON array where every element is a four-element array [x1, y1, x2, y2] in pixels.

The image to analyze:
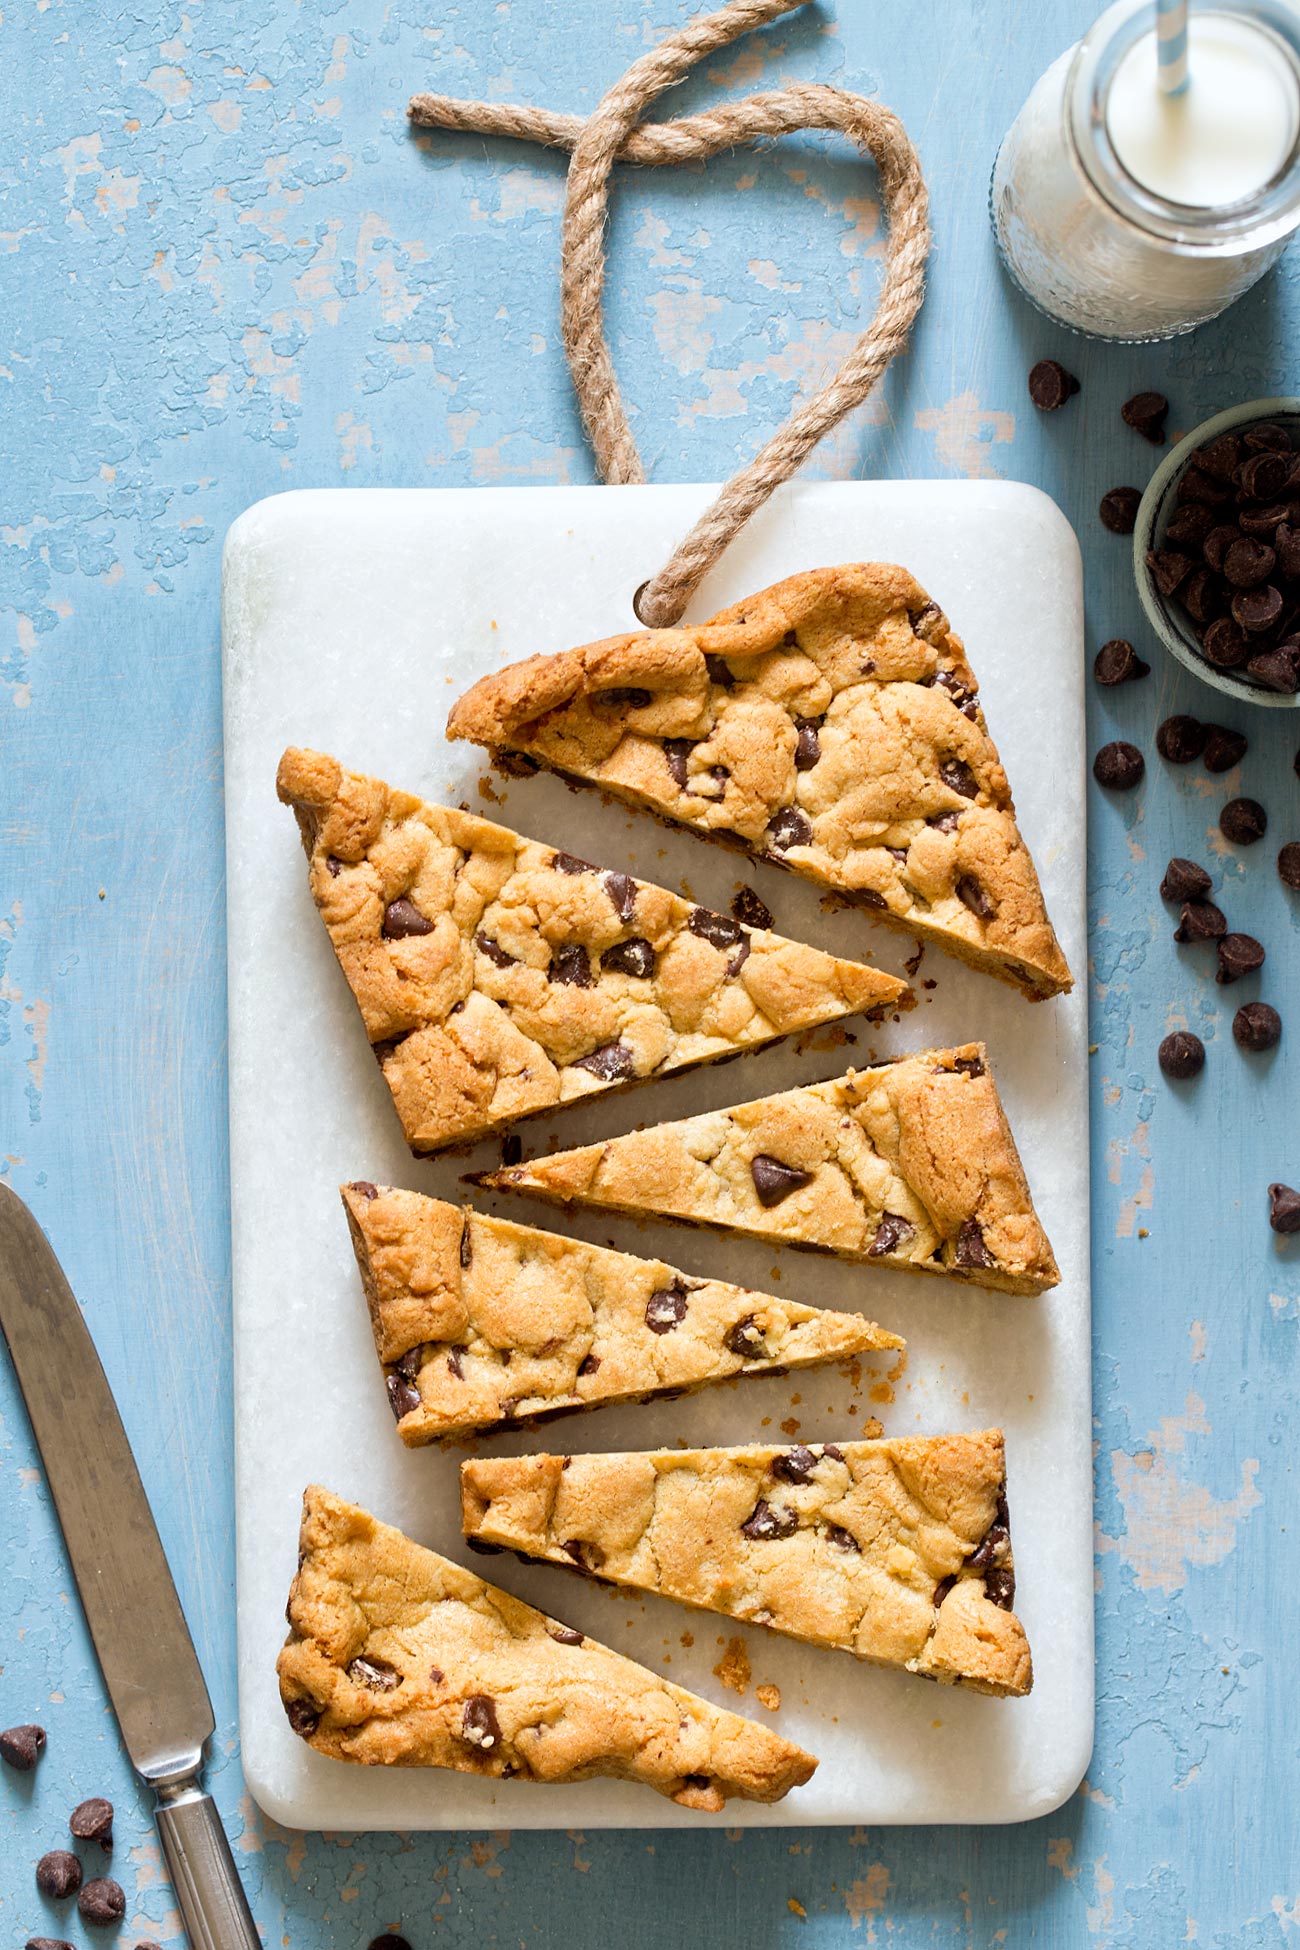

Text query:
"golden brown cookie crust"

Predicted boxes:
[[277, 745, 909, 1153], [447, 564, 1072, 1001], [471, 1044, 1060, 1295], [343, 1183, 903, 1445], [460, 1432, 1031, 1698], [278, 1486, 818, 1807]]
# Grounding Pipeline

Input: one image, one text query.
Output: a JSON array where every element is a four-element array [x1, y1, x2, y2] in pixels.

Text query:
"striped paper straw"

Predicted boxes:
[[1157, 0, 1190, 95]]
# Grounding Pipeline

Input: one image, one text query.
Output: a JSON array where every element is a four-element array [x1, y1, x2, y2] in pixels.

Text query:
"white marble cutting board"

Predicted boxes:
[[223, 480, 1092, 1831]]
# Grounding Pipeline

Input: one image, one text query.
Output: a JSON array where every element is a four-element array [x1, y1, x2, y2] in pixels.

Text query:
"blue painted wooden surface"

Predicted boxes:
[[3, 0, 1298, 1942]]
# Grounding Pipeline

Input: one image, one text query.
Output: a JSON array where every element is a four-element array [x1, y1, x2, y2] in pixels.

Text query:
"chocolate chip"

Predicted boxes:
[[325, 854, 343, 877], [1220, 798, 1267, 845], [572, 1041, 637, 1081], [1156, 716, 1206, 764], [932, 1574, 957, 1609], [1100, 486, 1141, 533], [1174, 900, 1227, 943], [723, 1315, 768, 1359], [688, 907, 744, 952], [382, 897, 432, 940], [824, 1523, 861, 1552], [446, 1345, 466, 1379], [1181, 568, 1223, 624], [78, 1878, 126, 1926], [766, 806, 813, 852], [951, 1053, 986, 1077], [1238, 501, 1291, 536], [1202, 726, 1248, 773], [372, 1033, 409, 1065], [1028, 359, 1079, 410], [501, 1133, 522, 1166], [465, 1536, 504, 1555], [1217, 933, 1266, 983], [601, 937, 655, 979], [967, 1498, 1011, 1571], [368, 1937, 414, 1950], [561, 1538, 605, 1570], [1223, 536, 1276, 587], [939, 756, 979, 799], [954, 1218, 993, 1269], [1093, 741, 1144, 789], [1248, 643, 1300, 692], [1158, 1031, 1205, 1079], [1234, 1002, 1281, 1052], [1244, 420, 1292, 453], [386, 1373, 421, 1420], [475, 930, 515, 969], [663, 738, 693, 788], [1201, 616, 1253, 668], [793, 716, 822, 770], [731, 885, 773, 930], [1176, 466, 1231, 508], [1164, 503, 1215, 548], [1122, 390, 1168, 442], [1198, 432, 1242, 481], [69, 1798, 113, 1849], [1160, 858, 1212, 903], [984, 1565, 1017, 1610], [1203, 523, 1240, 571], [1268, 1183, 1300, 1234], [927, 810, 960, 832], [705, 654, 736, 689], [740, 1498, 798, 1541], [0, 1724, 45, 1770], [956, 874, 994, 918], [599, 686, 651, 708], [1094, 638, 1150, 685], [36, 1852, 83, 1899], [1277, 522, 1300, 575], [601, 871, 637, 923], [750, 1154, 813, 1207], [286, 1699, 320, 1735], [1232, 584, 1284, 633], [551, 851, 594, 876], [461, 1695, 502, 1751], [645, 1283, 689, 1334], [549, 1627, 584, 1647], [1240, 450, 1290, 499], [1147, 548, 1193, 596], [869, 1211, 915, 1257], [772, 1445, 817, 1484], [1279, 841, 1300, 888], [549, 943, 594, 987], [577, 1352, 600, 1377], [24, 1938, 75, 1950], [347, 1656, 402, 1692]]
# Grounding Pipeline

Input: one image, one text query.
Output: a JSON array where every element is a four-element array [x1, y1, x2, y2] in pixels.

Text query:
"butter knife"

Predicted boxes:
[[0, 1183, 260, 1950]]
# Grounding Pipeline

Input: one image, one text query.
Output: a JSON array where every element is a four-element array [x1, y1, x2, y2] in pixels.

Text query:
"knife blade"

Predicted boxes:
[[0, 1183, 260, 1950]]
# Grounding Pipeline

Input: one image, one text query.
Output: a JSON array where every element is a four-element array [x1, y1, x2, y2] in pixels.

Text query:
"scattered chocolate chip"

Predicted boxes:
[[1202, 725, 1248, 773], [1147, 547, 1193, 597], [77, 1878, 126, 1927], [599, 686, 651, 709], [645, 1284, 689, 1334], [1248, 642, 1300, 692], [1100, 486, 1141, 533], [1220, 797, 1267, 845], [1156, 716, 1206, 764], [730, 885, 772, 930], [572, 1040, 637, 1081], [602, 871, 637, 922], [740, 1498, 798, 1541], [1028, 358, 1079, 410], [954, 1219, 993, 1270], [1174, 899, 1227, 943], [36, 1852, 83, 1899], [663, 738, 693, 788], [368, 1936, 414, 1950], [1232, 583, 1284, 633], [1223, 536, 1276, 587], [750, 1154, 813, 1207], [705, 654, 736, 689], [766, 806, 813, 852], [939, 756, 979, 799], [824, 1523, 861, 1552], [25, 1939, 75, 1950], [549, 943, 594, 987], [1160, 857, 1212, 903], [347, 1656, 402, 1693], [69, 1798, 113, 1849], [601, 937, 655, 979], [1217, 933, 1265, 983], [688, 907, 744, 953], [1234, 1002, 1281, 1051], [1268, 1183, 1300, 1234], [381, 897, 432, 940], [723, 1315, 768, 1359], [793, 716, 822, 770], [0, 1724, 45, 1770], [1094, 637, 1150, 685], [461, 1695, 501, 1751], [1122, 390, 1168, 442], [869, 1211, 916, 1257], [772, 1445, 817, 1484], [1093, 741, 1144, 789], [956, 874, 994, 918], [1201, 616, 1253, 668], [549, 1627, 584, 1647], [386, 1373, 420, 1421], [286, 1699, 320, 1735], [1279, 841, 1300, 888], [1158, 1030, 1205, 1079]]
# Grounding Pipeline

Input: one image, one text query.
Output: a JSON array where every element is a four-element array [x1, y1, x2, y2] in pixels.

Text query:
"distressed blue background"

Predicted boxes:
[[3, 0, 1298, 1943]]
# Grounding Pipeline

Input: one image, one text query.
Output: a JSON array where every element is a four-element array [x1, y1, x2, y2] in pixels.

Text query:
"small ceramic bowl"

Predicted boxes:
[[1134, 395, 1300, 710]]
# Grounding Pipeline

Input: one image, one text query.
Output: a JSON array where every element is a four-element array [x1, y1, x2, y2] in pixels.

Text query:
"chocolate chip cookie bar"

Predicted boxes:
[[278, 1485, 817, 1808], [277, 746, 910, 1152], [344, 1182, 903, 1445], [460, 1432, 1031, 1697], [447, 564, 1072, 1000], [471, 1044, 1059, 1295]]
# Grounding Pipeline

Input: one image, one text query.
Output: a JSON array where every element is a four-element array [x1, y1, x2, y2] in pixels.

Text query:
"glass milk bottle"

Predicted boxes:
[[991, 0, 1300, 340]]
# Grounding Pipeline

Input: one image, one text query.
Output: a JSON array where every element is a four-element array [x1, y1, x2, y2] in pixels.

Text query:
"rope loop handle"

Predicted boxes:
[[409, 0, 930, 626]]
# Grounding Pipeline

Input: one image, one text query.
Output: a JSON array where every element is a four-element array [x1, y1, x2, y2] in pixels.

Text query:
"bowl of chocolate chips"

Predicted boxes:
[[1136, 397, 1300, 708]]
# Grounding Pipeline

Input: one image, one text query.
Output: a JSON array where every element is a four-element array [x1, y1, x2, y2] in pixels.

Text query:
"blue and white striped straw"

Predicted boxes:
[[1157, 0, 1190, 96]]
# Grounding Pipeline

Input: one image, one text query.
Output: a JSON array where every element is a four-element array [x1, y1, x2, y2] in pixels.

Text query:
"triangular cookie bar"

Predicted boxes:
[[278, 746, 909, 1152], [471, 1044, 1059, 1295], [343, 1182, 902, 1445], [460, 1432, 1031, 1697], [278, 1485, 817, 1808], [448, 564, 1071, 1000]]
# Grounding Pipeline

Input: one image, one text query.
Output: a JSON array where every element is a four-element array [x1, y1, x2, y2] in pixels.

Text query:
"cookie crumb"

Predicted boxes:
[[756, 1683, 781, 1712], [713, 1637, 751, 1696]]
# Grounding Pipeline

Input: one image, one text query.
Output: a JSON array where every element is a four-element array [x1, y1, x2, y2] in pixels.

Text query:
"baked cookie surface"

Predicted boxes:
[[461, 1432, 1031, 1698], [447, 564, 1071, 1001], [278, 1485, 817, 1808], [278, 745, 909, 1152]]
